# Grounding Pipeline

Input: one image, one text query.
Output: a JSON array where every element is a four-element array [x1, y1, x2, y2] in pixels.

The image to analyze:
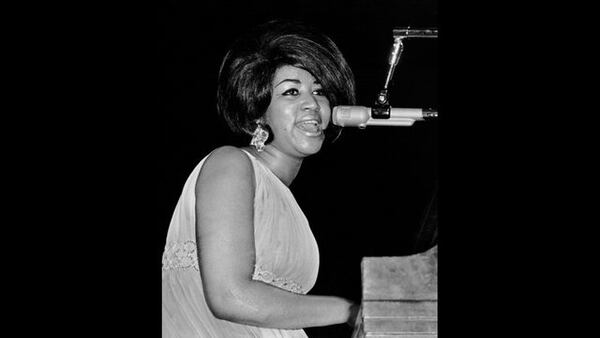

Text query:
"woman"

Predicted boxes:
[[162, 20, 358, 337]]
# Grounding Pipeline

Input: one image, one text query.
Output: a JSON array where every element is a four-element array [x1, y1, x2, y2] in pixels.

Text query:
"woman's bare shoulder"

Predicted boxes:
[[197, 146, 254, 190], [204, 146, 253, 170]]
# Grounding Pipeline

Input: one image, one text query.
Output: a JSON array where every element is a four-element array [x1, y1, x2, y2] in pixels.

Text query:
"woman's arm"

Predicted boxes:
[[195, 146, 356, 329]]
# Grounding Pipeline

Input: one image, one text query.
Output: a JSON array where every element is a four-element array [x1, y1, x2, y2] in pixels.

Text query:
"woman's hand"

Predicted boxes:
[[346, 302, 361, 328]]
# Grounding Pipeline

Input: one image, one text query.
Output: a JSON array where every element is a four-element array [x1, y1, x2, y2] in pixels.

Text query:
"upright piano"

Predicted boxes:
[[352, 245, 438, 337]]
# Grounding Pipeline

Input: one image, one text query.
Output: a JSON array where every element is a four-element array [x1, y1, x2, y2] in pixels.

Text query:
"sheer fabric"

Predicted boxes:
[[162, 149, 320, 337]]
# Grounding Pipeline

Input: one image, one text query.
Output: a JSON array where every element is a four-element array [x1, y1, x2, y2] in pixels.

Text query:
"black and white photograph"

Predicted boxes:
[[11, 0, 595, 335], [17, 1, 587, 336], [158, 1, 438, 337]]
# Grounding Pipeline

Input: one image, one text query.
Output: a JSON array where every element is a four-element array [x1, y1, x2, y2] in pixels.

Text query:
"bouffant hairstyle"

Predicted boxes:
[[216, 20, 356, 143]]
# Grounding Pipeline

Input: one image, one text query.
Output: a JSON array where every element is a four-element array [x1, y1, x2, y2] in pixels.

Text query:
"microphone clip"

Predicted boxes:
[[372, 89, 391, 120]]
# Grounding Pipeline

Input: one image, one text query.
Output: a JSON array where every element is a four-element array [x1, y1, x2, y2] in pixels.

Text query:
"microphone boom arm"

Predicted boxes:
[[374, 27, 438, 120], [381, 27, 438, 96]]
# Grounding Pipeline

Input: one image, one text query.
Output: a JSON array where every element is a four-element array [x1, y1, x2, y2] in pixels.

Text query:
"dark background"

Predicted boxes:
[[158, 1, 438, 337], [10, 0, 588, 336], [13, 1, 585, 337]]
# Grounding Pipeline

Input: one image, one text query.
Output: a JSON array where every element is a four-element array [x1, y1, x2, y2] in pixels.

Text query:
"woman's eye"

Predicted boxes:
[[313, 88, 326, 96], [282, 88, 299, 96]]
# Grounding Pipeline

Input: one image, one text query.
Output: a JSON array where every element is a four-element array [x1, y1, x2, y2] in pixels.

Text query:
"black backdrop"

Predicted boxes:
[[158, 1, 438, 337], [16, 1, 579, 336]]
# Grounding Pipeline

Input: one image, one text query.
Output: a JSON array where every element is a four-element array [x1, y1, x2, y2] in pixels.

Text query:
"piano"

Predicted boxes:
[[352, 245, 438, 337]]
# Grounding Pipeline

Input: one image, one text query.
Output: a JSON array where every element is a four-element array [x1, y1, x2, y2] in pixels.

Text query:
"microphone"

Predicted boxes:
[[332, 106, 438, 128]]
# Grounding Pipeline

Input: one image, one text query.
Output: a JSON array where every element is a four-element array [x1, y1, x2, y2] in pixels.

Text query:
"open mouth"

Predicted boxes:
[[296, 120, 323, 135]]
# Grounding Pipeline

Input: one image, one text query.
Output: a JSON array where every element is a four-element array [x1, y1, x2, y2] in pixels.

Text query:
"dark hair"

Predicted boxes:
[[216, 20, 356, 143]]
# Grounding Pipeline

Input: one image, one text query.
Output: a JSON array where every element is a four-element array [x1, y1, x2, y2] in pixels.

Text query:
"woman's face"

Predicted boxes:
[[263, 65, 331, 158]]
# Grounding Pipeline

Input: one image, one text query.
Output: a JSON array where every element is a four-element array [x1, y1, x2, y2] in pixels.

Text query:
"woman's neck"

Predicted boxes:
[[243, 146, 302, 186]]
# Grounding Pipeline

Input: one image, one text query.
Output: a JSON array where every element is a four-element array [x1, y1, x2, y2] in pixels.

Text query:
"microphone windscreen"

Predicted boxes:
[[332, 106, 370, 127]]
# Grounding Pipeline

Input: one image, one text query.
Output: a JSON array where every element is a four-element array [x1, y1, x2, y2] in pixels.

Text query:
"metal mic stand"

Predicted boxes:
[[372, 27, 439, 121]]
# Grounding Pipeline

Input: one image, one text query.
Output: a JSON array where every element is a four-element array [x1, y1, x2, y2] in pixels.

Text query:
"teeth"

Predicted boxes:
[[297, 120, 322, 133]]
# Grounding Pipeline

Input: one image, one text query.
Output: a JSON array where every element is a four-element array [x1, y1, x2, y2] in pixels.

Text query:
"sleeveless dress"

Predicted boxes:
[[162, 149, 320, 337]]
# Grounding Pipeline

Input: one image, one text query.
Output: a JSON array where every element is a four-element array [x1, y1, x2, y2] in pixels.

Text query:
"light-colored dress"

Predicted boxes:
[[162, 149, 320, 337]]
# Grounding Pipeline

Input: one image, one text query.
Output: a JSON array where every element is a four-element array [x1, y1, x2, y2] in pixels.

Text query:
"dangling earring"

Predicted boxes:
[[250, 121, 269, 152]]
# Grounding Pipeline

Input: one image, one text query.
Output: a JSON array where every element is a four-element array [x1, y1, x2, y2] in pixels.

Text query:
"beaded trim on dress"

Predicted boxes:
[[162, 241, 199, 271], [162, 241, 305, 294], [252, 265, 305, 294]]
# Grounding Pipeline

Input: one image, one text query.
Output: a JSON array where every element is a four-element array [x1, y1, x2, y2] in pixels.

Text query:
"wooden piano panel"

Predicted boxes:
[[352, 246, 437, 337]]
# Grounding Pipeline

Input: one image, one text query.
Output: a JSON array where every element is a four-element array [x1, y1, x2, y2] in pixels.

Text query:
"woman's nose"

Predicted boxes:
[[302, 93, 320, 111]]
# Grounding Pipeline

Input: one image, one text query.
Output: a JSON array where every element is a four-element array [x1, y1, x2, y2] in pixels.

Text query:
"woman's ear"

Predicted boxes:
[[241, 119, 261, 136]]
